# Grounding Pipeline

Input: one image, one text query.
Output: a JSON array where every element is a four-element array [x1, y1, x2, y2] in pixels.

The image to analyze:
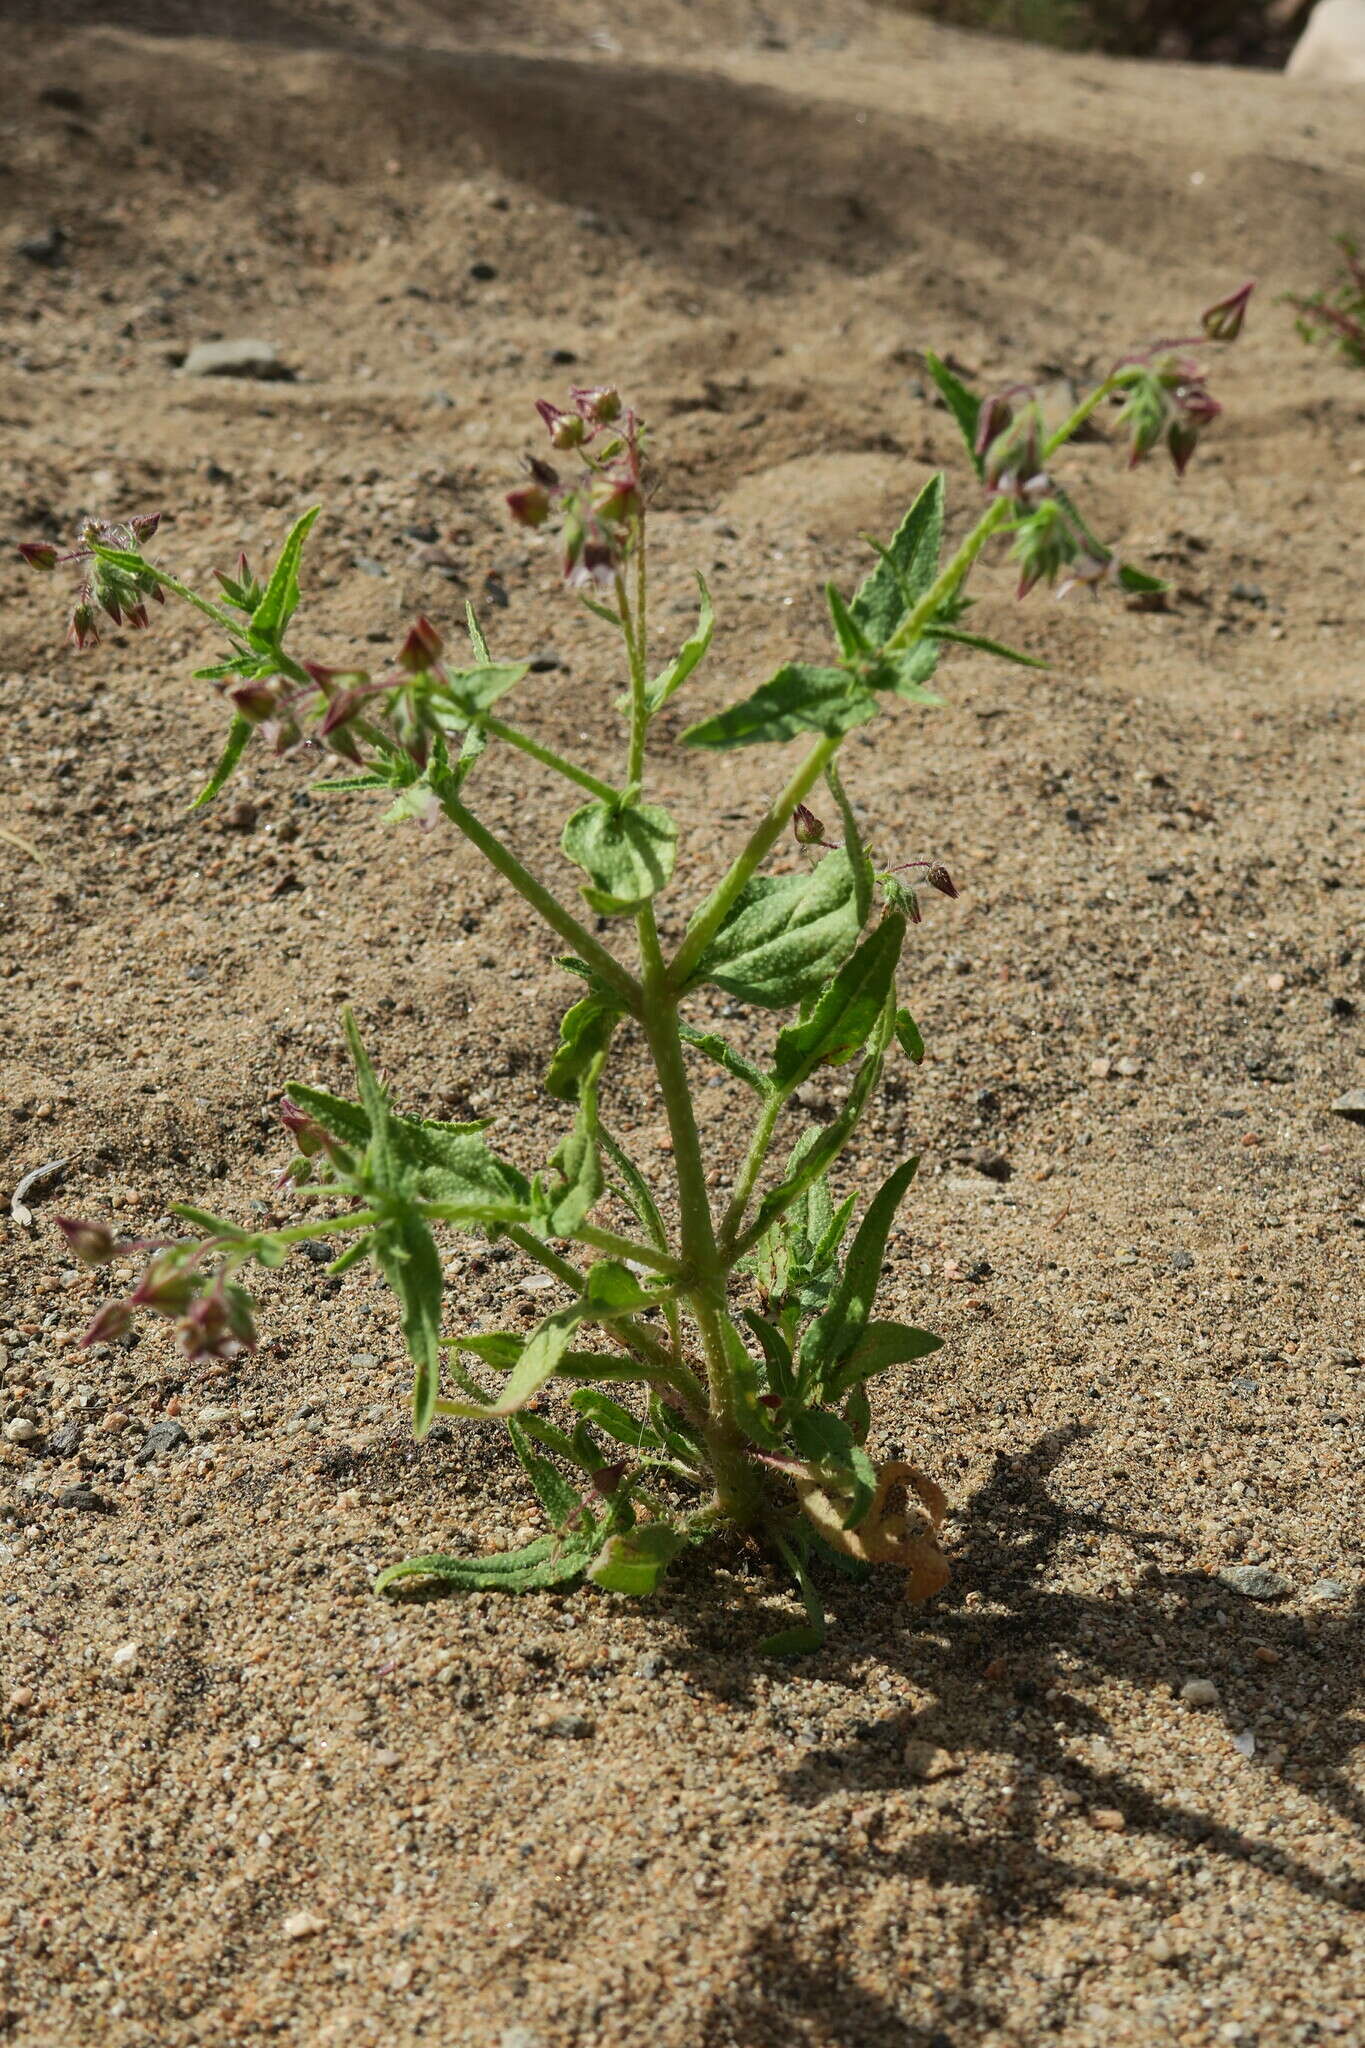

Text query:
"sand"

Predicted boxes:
[[1, 4, 1362, 2044]]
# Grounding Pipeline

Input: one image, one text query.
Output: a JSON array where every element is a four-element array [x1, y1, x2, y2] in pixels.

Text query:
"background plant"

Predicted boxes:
[[1286, 237, 1365, 368], [20, 286, 1250, 1651]]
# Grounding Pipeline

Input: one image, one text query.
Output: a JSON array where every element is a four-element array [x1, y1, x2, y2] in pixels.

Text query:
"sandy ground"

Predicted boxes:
[[1, 4, 1363, 2044]]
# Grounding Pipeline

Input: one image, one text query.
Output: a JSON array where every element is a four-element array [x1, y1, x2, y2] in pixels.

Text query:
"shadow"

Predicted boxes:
[[669, 1427, 1364, 2045]]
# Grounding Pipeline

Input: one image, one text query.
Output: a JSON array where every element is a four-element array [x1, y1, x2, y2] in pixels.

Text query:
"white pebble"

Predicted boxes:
[[1180, 1677, 1219, 1707]]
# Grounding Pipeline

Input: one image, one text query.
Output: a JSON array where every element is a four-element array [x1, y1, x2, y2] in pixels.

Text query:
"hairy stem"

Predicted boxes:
[[482, 717, 619, 803]]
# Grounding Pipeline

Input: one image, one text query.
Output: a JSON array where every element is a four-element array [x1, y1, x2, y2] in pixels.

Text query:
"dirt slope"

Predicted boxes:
[[0, 6, 1362, 2046]]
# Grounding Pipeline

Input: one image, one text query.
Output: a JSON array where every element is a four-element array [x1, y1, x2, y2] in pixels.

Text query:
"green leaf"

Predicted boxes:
[[773, 913, 906, 1087], [924, 353, 984, 475], [370, 1201, 444, 1437], [438, 662, 531, 719], [894, 1007, 925, 1065], [645, 573, 714, 712], [516, 1410, 604, 1472], [465, 600, 492, 665], [926, 624, 1045, 669], [588, 1521, 683, 1595], [690, 850, 864, 1011], [540, 1105, 604, 1237], [583, 1260, 655, 1318], [677, 1023, 772, 1097], [824, 757, 874, 929], [741, 1309, 795, 1399], [1117, 563, 1168, 596], [789, 1409, 877, 1528], [825, 582, 871, 661], [436, 1301, 585, 1420], [850, 474, 945, 646], [569, 1388, 654, 1455], [798, 1156, 920, 1397], [249, 505, 320, 646], [561, 799, 677, 915], [454, 1331, 523, 1369], [760, 1532, 827, 1657], [375, 1535, 592, 1596], [599, 1127, 670, 1254], [843, 1382, 871, 1445], [681, 665, 877, 751], [545, 994, 624, 1103], [191, 713, 254, 810], [507, 1415, 584, 1530], [861, 642, 942, 703], [87, 540, 149, 576], [750, 1009, 892, 1243], [828, 1319, 942, 1399], [579, 595, 622, 629]]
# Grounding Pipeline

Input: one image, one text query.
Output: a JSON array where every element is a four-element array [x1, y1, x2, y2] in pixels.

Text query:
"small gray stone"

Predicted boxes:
[[133, 1418, 191, 1466], [1306, 1578, 1348, 1604], [501, 2028, 542, 2048], [18, 225, 65, 266], [1169, 1249, 1195, 1273], [349, 1353, 380, 1370], [180, 338, 291, 380], [542, 1713, 594, 1739], [1217, 1564, 1292, 1602], [1330, 1089, 1365, 1127], [635, 1652, 666, 1679], [47, 1420, 83, 1456], [58, 1485, 111, 1514], [1180, 1677, 1220, 1706]]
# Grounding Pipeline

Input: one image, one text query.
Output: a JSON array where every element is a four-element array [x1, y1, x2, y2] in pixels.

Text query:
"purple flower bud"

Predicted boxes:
[[68, 597, 100, 650], [227, 677, 285, 725], [398, 615, 443, 674], [924, 864, 958, 899], [572, 384, 622, 425], [792, 803, 828, 847], [124, 602, 151, 632], [17, 541, 59, 573], [565, 538, 619, 592], [279, 1098, 329, 1158], [55, 1216, 122, 1266], [129, 512, 162, 544], [589, 1460, 629, 1497], [982, 404, 1044, 500], [1201, 280, 1254, 344], [973, 393, 1015, 460], [1166, 418, 1199, 478], [527, 455, 560, 489], [175, 1280, 257, 1362], [536, 400, 586, 450], [82, 1299, 133, 1346], [904, 888, 922, 925], [507, 485, 553, 529]]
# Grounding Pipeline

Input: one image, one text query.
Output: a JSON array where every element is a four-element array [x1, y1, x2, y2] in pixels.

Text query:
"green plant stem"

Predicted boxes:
[[668, 731, 845, 990], [503, 1223, 706, 1413], [139, 564, 242, 638], [636, 910, 716, 1276], [721, 1088, 787, 1243], [690, 1293, 762, 1525], [438, 792, 640, 1008], [482, 717, 619, 803]]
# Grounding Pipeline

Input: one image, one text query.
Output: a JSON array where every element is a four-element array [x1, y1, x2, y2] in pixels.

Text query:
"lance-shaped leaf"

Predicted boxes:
[[435, 1300, 585, 1420], [850, 474, 945, 647], [681, 664, 877, 751], [249, 505, 321, 646], [192, 713, 254, 810], [569, 1387, 656, 1455], [645, 573, 714, 712], [439, 661, 531, 718], [537, 1089, 605, 1237], [924, 354, 984, 475], [689, 850, 863, 1010], [599, 1127, 670, 1254], [588, 1521, 684, 1596], [894, 1007, 925, 1065], [722, 1317, 782, 1448], [773, 913, 906, 1088], [825, 582, 871, 661], [827, 1319, 943, 1399], [748, 1000, 894, 1242], [677, 1023, 772, 1097], [375, 1533, 595, 1596], [798, 1155, 920, 1396], [508, 1414, 584, 1530], [371, 1199, 444, 1436], [561, 798, 677, 915], [741, 1309, 795, 1399], [925, 624, 1045, 669], [760, 1530, 827, 1658]]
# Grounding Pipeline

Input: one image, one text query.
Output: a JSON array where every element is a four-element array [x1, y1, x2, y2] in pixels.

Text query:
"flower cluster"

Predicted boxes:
[[18, 515, 164, 648], [507, 385, 644, 590], [56, 1217, 257, 1364]]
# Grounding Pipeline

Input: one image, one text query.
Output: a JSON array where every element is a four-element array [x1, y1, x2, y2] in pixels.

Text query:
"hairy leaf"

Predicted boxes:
[[507, 1415, 584, 1529], [773, 913, 906, 1087], [677, 1023, 772, 1097], [798, 1156, 920, 1395], [828, 1318, 943, 1398], [894, 1007, 925, 1065], [645, 573, 714, 712], [375, 1535, 593, 1596], [588, 1521, 683, 1596], [191, 713, 254, 810], [926, 624, 1045, 669], [850, 475, 945, 647], [250, 505, 320, 646], [561, 799, 677, 915], [436, 1301, 584, 1420], [681, 665, 877, 751], [923, 354, 984, 475], [789, 1409, 877, 1528], [546, 994, 624, 1103], [690, 850, 863, 1010], [370, 1201, 444, 1437]]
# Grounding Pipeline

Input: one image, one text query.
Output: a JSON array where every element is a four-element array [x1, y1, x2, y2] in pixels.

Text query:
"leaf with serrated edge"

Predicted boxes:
[[645, 573, 714, 712], [375, 1535, 594, 1595], [508, 1415, 584, 1529], [798, 1156, 920, 1396], [691, 851, 863, 1010], [682, 665, 877, 751], [250, 505, 320, 645], [924, 354, 984, 475], [773, 913, 905, 1088], [192, 713, 254, 810], [850, 475, 944, 647], [828, 1319, 943, 1398]]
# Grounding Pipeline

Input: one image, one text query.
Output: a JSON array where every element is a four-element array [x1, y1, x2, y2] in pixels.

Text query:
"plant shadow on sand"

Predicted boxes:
[[641, 1427, 1363, 2047]]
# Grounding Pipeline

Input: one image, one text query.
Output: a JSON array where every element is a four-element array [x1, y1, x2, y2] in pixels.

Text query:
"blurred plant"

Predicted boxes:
[[22, 300, 1249, 1651], [1286, 238, 1365, 369]]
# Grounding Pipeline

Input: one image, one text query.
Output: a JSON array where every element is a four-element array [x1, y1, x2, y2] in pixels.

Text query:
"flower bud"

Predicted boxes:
[[527, 455, 560, 489], [507, 484, 552, 529], [981, 404, 1044, 500], [128, 512, 162, 544], [904, 888, 922, 925], [924, 863, 958, 899], [278, 1098, 329, 1158], [82, 1299, 133, 1346], [973, 393, 1015, 461], [131, 1254, 201, 1318], [227, 677, 285, 725], [594, 478, 641, 527], [792, 803, 828, 847], [1201, 280, 1254, 344], [536, 400, 586, 450], [17, 541, 59, 573], [398, 615, 443, 674], [572, 384, 622, 425], [55, 1216, 121, 1266], [68, 597, 100, 650]]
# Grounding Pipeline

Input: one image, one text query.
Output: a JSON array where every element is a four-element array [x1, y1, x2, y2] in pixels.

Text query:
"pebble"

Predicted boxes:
[[133, 1418, 190, 1466], [110, 1642, 140, 1675], [348, 1353, 380, 1370], [903, 1740, 961, 1782], [3, 1418, 41, 1446], [1218, 1564, 1292, 1601], [1180, 1678, 1220, 1706], [282, 1910, 326, 1940], [1329, 1089, 1365, 1126], [500, 2028, 542, 2048], [181, 338, 291, 380], [1307, 1578, 1348, 1604], [48, 1420, 83, 1456], [635, 1652, 666, 1679], [1090, 1807, 1126, 1832], [1169, 1249, 1195, 1272], [540, 1713, 594, 1739], [58, 1486, 110, 1513], [18, 224, 66, 265]]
